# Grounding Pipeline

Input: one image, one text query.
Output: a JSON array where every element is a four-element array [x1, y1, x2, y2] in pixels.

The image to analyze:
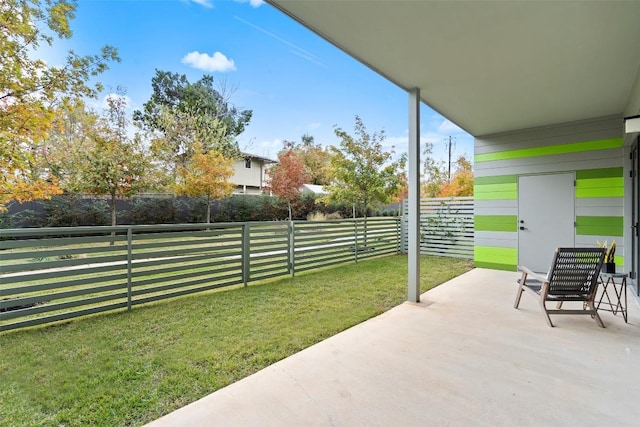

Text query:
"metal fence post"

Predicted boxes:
[[400, 200, 408, 254], [354, 219, 359, 263], [242, 223, 250, 286], [289, 221, 295, 277], [127, 227, 132, 311], [396, 217, 402, 254]]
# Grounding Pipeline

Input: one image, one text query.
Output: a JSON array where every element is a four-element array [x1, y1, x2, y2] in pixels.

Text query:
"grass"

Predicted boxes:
[[0, 254, 473, 426]]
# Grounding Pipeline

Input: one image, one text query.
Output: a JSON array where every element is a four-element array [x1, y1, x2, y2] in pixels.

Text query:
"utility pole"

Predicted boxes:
[[446, 136, 455, 181]]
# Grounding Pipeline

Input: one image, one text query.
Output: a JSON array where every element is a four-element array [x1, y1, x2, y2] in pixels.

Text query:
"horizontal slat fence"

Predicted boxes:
[[402, 197, 474, 259], [292, 218, 402, 274], [1, 218, 400, 332]]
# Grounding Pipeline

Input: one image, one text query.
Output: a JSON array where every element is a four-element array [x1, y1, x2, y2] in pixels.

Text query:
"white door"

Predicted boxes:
[[518, 173, 575, 273]]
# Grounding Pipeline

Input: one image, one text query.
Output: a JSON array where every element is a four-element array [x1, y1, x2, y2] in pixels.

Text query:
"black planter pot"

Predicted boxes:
[[604, 262, 616, 274]]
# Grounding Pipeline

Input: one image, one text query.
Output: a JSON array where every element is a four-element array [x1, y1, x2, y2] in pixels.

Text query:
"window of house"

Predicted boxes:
[[245, 158, 252, 168]]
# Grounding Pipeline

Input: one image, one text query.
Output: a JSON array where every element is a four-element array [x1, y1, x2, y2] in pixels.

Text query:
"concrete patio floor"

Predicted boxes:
[[147, 268, 640, 426]]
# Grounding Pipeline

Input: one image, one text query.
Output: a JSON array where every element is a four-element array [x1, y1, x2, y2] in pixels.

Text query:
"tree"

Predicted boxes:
[[0, 0, 119, 211], [438, 155, 474, 197], [285, 134, 333, 186], [325, 115, 406, 228], [266, 149, 309, 220], [133, 70, 252, 180], [43, 99, 99, 189], [393, 171, 409, 203], [421, 141, 448, 197], [175, 142, 235, 223], [72, 94, 149, 226]]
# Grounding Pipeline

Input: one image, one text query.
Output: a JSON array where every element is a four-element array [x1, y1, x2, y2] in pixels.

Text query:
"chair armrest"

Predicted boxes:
[[518, 265, 548, 283]]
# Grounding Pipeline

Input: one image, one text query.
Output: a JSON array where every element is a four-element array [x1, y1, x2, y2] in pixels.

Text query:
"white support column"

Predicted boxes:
[[408, 88, 421, 302]]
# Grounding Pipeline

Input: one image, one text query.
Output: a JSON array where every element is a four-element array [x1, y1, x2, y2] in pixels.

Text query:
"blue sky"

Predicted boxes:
[[46, 0, 473, 163]]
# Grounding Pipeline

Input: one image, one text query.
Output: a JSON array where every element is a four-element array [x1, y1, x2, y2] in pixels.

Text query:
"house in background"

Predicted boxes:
[[267, 1, 640, 300], [232, 153, 276, 195]]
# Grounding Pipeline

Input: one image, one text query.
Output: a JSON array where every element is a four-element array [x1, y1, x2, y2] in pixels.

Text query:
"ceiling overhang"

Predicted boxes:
[[268, 1, 640, 137]]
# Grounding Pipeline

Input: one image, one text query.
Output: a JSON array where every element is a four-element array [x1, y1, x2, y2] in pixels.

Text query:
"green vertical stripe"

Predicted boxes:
[[475, 138, 622, 163], [575, 216, 623, 236]]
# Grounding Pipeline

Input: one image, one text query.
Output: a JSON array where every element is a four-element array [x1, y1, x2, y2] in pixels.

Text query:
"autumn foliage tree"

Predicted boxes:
[[175, 142, 235, 223], [285, 134, 332, 186], [266, 149, 309, 220], [0, 0, 119, 211], [421, 141, 473, 197], [438, 155, 473, 197], [393, 172, 409, 203], [421, 141, 448, 197]]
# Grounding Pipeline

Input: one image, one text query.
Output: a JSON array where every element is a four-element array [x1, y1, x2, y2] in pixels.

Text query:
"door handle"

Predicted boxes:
[[519, 226, 527, 230]]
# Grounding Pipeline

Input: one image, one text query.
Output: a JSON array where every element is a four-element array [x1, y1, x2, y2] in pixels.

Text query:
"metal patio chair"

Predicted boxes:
[[514, 247, 606, 327]]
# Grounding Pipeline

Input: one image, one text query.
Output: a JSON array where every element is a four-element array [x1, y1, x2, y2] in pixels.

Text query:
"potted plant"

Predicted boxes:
[[597, 240, 616, 273]]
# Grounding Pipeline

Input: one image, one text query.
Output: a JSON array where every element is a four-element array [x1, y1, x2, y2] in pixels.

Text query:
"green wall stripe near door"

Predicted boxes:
[[473, 246, 518, 269], [576, 167, 623, 179], [576, 169, 624, 198], [575, 216, 623, 236], [474, 138, 623, 163], [474, 175, 517, 185], [576, 177, 623, 189], [474, 183, 518, 200], [576, 187, 624, 198], [474, 215, 518, 232], [474, 261, 518, 271]]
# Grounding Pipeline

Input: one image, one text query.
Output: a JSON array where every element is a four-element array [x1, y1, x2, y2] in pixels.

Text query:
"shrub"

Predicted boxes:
[[307, 211, 328, 221], [38, 195, 109, 227], [128, 198, 178, 224]]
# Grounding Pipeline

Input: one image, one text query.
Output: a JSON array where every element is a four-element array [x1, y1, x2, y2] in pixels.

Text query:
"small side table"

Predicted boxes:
[[596, 273, 628, 323]]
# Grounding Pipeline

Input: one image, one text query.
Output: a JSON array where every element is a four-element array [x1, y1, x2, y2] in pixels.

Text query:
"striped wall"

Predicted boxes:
[[474, 115, 624, 271]]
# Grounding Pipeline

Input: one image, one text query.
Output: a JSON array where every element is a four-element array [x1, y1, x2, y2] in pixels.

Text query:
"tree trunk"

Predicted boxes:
[[363, 213, 368, 248], [110, 191, 117, 246], [287, 201, 292, 221], [206, 195, 211, 223], [110, 192, 117, 227]]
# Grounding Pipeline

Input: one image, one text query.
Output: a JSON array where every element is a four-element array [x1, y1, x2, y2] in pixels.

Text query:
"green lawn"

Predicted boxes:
[[0, 255, 472, 426]]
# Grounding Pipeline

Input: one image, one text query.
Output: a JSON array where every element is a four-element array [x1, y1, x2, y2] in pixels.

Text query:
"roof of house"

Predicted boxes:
[[241, 152, 277, 164]]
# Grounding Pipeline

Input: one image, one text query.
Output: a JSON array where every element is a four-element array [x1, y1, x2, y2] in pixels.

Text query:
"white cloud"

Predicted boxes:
[[381, 135, 407, 152], [191, 0, 213, 8], [253, 138, 283, 159], [234, 0, 264, 7], [181, 51, 237, 72], [306, 122, 321, 131], [437, 119, 464, 133]]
